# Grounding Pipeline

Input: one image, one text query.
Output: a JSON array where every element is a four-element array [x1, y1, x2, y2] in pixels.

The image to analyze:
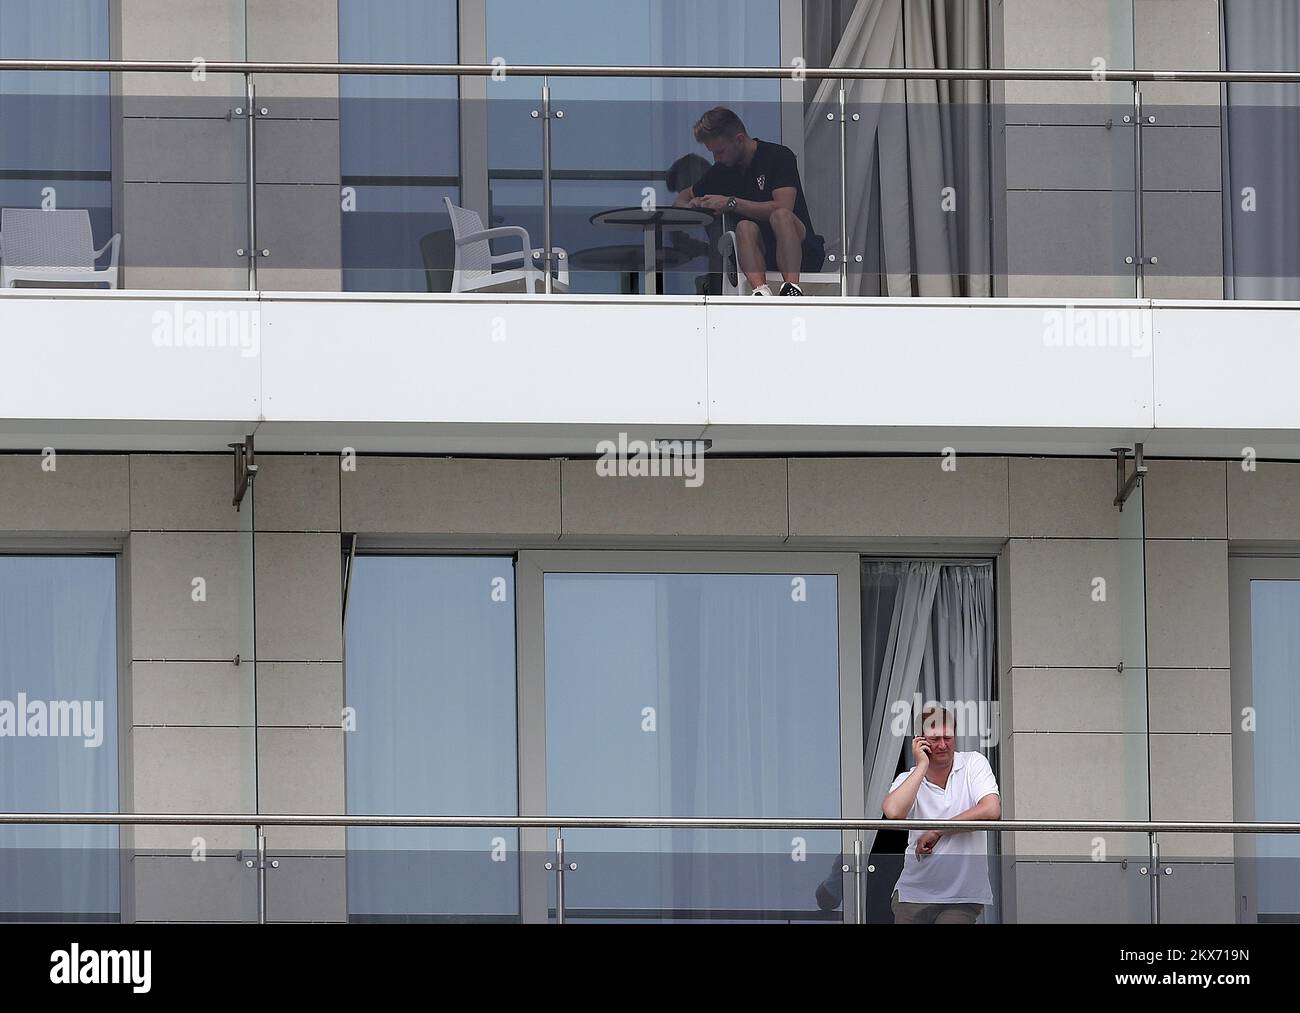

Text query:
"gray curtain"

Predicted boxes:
[[1222, 0, 1300, 300], [804, 0, 991, 296], [861, 560, 942, 830]]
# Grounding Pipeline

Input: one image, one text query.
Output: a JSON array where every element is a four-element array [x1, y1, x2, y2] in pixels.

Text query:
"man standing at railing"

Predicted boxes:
[[881, 705, 1001, 924], [674, 106, 824, 296]]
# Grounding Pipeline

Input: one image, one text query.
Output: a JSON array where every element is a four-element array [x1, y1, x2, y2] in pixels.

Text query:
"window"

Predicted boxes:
[[0, 555, 119, 921], [338, 0, 460, 291], [520, 552, 854, 922], [1222, 0, 1300, 299], [1230, 557, 1300, 922], [0, 1, 111, 245], [343, 555, 519, 921]]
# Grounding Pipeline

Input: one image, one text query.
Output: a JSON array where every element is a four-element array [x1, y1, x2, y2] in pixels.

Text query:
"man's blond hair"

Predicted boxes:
[[693, 106, 747, 143]]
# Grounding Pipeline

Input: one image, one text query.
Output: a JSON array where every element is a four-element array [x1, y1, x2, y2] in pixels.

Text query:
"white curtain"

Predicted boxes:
[[1246, 581, 1300, 918], [804, 0, 991, 296], [678, 573, 842, 915], [344, 556, 520, 919], [540, 572, 842, 919], [0, 557, 118, 920], [1222, 0, 1300, 300]]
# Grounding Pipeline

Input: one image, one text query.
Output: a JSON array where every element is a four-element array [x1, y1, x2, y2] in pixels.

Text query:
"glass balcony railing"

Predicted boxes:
[[1, 814, 1297, 924], [0, 61, 1298, 299]]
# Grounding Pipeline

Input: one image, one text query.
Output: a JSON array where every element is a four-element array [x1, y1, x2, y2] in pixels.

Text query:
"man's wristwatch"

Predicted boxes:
[[726, 196, 738, 212]]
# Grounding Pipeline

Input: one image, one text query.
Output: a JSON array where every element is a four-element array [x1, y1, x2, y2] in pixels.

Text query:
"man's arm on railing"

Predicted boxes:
[[939, 792, 1002, 834], [940, 751, 1002, 834]]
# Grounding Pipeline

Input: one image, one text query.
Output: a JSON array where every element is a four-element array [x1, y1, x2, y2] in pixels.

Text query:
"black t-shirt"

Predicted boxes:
[[694, 139, 816, 239]]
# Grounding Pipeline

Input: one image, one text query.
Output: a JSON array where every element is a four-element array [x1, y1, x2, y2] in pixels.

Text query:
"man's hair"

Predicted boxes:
[[693, 106, 747, 143], [920, 704, 957, 735]]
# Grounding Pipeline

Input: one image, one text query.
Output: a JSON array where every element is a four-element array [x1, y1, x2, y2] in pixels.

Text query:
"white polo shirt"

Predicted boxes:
[[887, 751, 999, 905]]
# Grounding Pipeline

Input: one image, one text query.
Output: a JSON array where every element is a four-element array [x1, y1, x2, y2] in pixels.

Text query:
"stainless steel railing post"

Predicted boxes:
[[541, 77, 554, 295], [542, 829, 575, 923], [246, 74, 258, 292], [256, 823, 267, 925], [1133, 81, 1144, 300], [838, 80, 849, 297], [853, 835, 866, 924], [1149, 830, 1160, 925]]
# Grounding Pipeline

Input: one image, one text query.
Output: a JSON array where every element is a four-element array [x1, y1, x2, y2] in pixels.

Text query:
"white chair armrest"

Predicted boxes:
[[458, 225, 531, 249], [490, 249, 533, 266], [94, 233, 121, 269]]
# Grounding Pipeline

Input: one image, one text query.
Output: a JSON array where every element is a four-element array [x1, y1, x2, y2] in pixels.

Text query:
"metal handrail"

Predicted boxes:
[[0, 59, 1299, 81], [2, 812, 1298, 832], [6, 812, 1291, 924]]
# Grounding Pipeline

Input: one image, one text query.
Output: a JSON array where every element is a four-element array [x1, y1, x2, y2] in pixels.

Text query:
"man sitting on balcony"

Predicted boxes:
[[674, 106, 824, 296], [881, 705, 1001, 924]]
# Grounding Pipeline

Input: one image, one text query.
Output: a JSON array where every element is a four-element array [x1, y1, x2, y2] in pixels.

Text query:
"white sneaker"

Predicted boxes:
[[752, 284, 774, 297]]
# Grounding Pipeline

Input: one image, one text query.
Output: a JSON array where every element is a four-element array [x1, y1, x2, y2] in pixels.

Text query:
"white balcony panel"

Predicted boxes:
[[258, 295, 708, 426], [0, 293, 260, 428], [706, 299, 1156, 430], [1153, 303, 1300, 430], [4, 291, 1300, 458]]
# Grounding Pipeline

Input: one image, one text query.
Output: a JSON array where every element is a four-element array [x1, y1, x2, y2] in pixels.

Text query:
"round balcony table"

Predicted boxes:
[[589, 206, 716, 295], [567, 243, 693, 294]]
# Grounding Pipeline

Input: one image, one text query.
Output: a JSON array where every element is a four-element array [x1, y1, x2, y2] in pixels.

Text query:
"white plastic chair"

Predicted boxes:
[[0, 208, 120, 289], [718, 227, 841, 296], [443, 197, 568, 294]]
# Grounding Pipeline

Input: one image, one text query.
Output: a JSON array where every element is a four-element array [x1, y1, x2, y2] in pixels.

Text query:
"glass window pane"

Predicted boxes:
[[0, 555, 118, 921], [339, 0, 460, 291], [343, 556, 519, 921], [1249, 579, 1300, 919], [543, 570, 841, 921], [0, 2, 111, 241]]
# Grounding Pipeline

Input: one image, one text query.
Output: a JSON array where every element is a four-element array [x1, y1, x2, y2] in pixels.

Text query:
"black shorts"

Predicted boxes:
[[759, 224, 826, 274]]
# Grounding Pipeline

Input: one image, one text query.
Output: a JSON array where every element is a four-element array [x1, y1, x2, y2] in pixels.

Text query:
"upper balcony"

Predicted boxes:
[[2, 50, 1299, 456], [1, 54, 1297, 298]]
